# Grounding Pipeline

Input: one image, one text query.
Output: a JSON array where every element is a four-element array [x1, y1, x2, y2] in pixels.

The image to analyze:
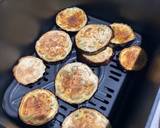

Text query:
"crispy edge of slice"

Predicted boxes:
[[18, 89, 59, 126], [56, 7, 87, 32], [55, 62, 99, 104], [62, 108, 110, 128], [119, 45, 147, 71], [110, 23, 135, 45], [81, 47, 114, 65], [35, 30, 72, 62], [13, 56, 46, 85]]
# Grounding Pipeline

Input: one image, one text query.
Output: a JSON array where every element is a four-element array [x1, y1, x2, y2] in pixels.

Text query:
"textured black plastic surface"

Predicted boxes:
[[2, 16, 141, 128]]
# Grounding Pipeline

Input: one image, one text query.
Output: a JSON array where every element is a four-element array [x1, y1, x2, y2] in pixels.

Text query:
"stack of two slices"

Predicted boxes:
[[76, 24, 114, 65]]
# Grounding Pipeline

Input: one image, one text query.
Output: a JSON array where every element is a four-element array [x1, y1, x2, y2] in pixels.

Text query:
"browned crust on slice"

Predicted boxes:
[[13, 56, 46, 85], [35, 30, 72, 62], [62, 108, 110, 128], [111, 23, 135, 45], [56, 7, 87, 32], [75, 24, 113, 53], [19, 89, 59, 126], [55, 62, 98, 104], [119, 45, 147, 71]]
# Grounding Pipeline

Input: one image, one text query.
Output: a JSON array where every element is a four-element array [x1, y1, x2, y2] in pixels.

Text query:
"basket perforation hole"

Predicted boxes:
[[109, 75, 119, 81], [49, 122, 55, 127], [28, 85, 33, 88], [91, 67, 95, 72], [110, 70, 122, 77], [110, 64, 126, 73], [91, 67, 98, 74], [112, 58, 117, 63], [89, 101, 96, 106], [94, 96, 104, 103], [60, 105, 67, 111], [116, 54, 119, 58], [106, 93, 112, 98], [37, 82, 41, 85], [59, 112, 66, 118], [56, 114, 65, 121], [46, 65, 50, 69], [104, 100, 109, 104], [106, 87, 114, 93], [110, 64, 118, 68], [72, 59, 77, 62], [100, 106, 106, 111], [70, 104, 78, 108], [44, 72, 49, 75], [43, 77, 48, 82]]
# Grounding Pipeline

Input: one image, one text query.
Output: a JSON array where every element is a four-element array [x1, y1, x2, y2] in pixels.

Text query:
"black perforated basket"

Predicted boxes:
[[2, 16, 141, 128]]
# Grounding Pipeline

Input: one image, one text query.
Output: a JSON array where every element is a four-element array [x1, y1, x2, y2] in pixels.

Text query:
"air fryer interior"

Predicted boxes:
[[0, 0, 160, 128]]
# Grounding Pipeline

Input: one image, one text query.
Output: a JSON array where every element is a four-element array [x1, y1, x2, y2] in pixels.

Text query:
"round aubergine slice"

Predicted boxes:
[[19, 89, 59, 126], [55, 62, 98, 104], [56, 7, 87, 32], [13, 56, 46, 85], [75, 24, 113, 54], [35, 30, 72, 62]]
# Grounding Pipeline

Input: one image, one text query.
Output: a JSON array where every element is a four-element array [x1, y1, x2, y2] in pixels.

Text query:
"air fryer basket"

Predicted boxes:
[[2, 15, 142, 128], [0, 1, 160, 128]]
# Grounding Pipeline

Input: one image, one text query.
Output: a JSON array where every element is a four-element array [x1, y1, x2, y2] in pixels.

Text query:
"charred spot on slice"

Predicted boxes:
[[66, 11, 84, 28]]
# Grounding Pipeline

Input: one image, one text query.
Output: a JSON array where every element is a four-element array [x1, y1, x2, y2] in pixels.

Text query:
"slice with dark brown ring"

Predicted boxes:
[[13, 56, 46, 85], [55, 62, 98, 104], [62, 108, 111, 128], [19, 89, 59, 126], [81, 47, 113, 65], [56, 7, 87, 32], [110, 23, 135, 45], [35, 30, 72, 62], [119, 45, 147, 71], [75, 24, 113, 54]]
